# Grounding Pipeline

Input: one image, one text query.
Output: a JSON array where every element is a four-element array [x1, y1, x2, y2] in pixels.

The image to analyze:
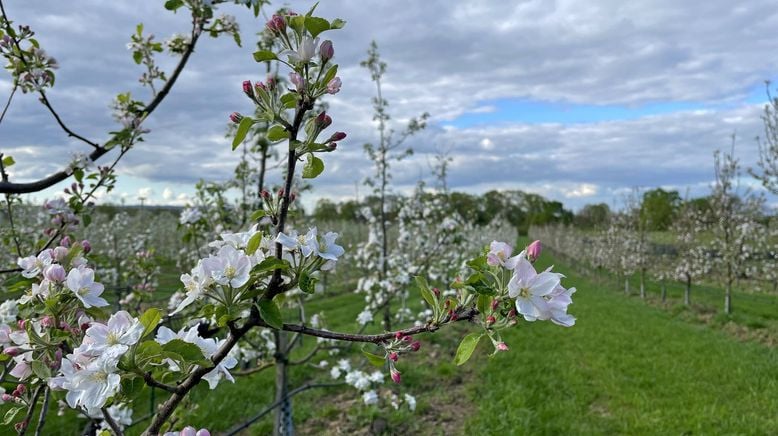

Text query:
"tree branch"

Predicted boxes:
[[101, 406, 125, 436]]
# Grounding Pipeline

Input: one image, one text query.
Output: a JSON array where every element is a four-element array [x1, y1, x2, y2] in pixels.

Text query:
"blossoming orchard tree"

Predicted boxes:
[[0, 3, 578, 435]]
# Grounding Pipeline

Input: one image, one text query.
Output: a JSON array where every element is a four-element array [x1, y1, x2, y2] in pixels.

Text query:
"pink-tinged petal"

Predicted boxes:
[[513, 255, 536, 282], [516, 298, 539, 321]]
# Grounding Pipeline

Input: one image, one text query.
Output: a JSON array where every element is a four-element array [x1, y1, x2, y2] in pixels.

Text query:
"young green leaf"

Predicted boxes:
[[246, 231, 263, 255], [267, 124, 289, 142], [258, 299, 283, 329], [302, 154, 325, 179], [454, 332, 483, 366], [253, 50, 278, 63], [139, 308, 163, 338], [305, 17, 330, 39], [1, 155, 15, 167], [362, 350, 386, 367], [232, 116, 254, 150]]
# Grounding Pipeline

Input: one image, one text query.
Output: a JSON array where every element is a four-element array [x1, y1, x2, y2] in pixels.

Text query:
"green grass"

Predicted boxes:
[[466, 251, 778, 435]]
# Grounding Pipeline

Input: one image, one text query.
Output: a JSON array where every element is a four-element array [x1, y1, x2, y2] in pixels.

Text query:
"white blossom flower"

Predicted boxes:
[[286, 36, 319, 63], [404, 393, 417, 411], [201, 245, 251, 288], [61, 350, 123, 413], [507, 255, 561, 321], [179, 207, 202, 225], [362, 390, 379, 406], [17, 250, 53, 278], [66, 267, 108, 308], [0, 300, 19, 324], [356, 309, 373, 326], [78, 311, 144, 357]]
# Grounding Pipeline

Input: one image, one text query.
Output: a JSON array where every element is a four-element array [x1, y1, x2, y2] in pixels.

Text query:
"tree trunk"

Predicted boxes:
[[639, 269, 645, 299], [724, 282, 732, 315], [684, 275, 691, 306], [624, 277, 630, 295]]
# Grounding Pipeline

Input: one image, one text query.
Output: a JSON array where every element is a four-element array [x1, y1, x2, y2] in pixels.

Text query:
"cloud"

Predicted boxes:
[[2, 0, 777, 211]]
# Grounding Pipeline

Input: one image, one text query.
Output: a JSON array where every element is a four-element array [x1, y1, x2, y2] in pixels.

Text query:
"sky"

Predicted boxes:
[[2, 0, 778, 212]]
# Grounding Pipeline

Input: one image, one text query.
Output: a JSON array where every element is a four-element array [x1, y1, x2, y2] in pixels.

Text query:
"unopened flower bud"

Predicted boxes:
[[53, 246, 68, 261], [432, 287, 440, 297], [15, 384, 25, 395], [181, 427, 197, 436], [319, 40, 334, 62], [71, 182, 78, 192], [507, 308, 517, 318], [255, 82, 267, 93], [326, 77, 341, 94], [4, 347, 19, 357], [261, 189, 270, 199], [486, 315, 496, 325], [402, 335, 413, 343], [277, 188, 285, 197], [497, 342, 509, 352], [43, 264, 66, 282], [410, 341, 421, 352], [289, 72, 304, 91], [390, 368, 401, 384], [329, 131, 347, 142], [242, 80, 253, 95], [290, 192, 297, 202], [230, 112, 243, 124], [395, 332, 403, 340], [491, 298, 500, 311], [196, 430, 211, 436], [389, 352, 398, 362], [527, 240, 542, 262], [328, 142, 338, 150], [60, 236, 71, 248], [266, 14, 286, 33], [17, 320, 25, 330], [266, 76, 276, 90], [81, 240, 92, 254], [449, 310, 458, 321], [40, 316, 55, 328], [315, 111, 332, 130], [14, 421, 27, 432], [1, 394, 12, 402]]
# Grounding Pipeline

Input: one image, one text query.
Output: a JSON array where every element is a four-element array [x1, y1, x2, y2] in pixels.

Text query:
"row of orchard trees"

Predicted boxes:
[[0, 3, 573, 436], [532, 145, 777, 315]]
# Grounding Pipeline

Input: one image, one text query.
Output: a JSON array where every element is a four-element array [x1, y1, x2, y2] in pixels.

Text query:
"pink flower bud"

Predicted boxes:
[[449, 310, 458, 321], [328, 142, 338, 151], [17, 320, 25, 330], [53, 246, 68, 261], [229, 112, 243, 124], [486, 315, 496, 325], [1, 394, 12, 402], [319, 40, 334, 62], [432, 287, 440, 297], [527, 240, 542, 262], [497, 342, 509, 352], [43, 264, 66, 282], [4, 347, 19, 357], [395, 332, 404, 340], [81, 240, 92, 254], [329, 132, 347, 142], [181, 427, 197, 436], [388, 352, 399, 362], [290, 192, 297, 202], [266, 76, 276, 90], [315, 111, 332, 130], [507, 308, 517, 318], [196, 430, 211, 436], [242, 80, 253, 95], [255, 82, 267, 92], [261, 189, 270, 199], [277, 188, 285, 197], [402, 335, 413, 343], [326, 77, 341, 94], [410, 341, 421, 352], [60, 236, 71, 248], [390, 369, 401, 384], [491, 298, 500, 311], [40, 316, 55, 328], [14, 421, 27, 432], [289, 72, 304, 91], [70, 182, 78, 193], [15, 384, 25, 395], [266, 14, 286, 33]]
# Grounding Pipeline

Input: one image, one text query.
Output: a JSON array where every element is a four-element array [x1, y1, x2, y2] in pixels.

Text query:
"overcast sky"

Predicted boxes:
[[2, 0, 778, 211]]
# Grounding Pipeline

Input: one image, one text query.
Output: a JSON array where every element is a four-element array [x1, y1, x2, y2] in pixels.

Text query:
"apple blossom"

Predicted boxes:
[[66, 266, 109, 308], [507, 254, 562, 322]]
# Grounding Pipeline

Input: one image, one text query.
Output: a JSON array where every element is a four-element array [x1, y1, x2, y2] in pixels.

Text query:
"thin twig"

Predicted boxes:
[[101, 407, 124, 436], [18, 384, 44, 436], [0, 83, 17, 125], [33, 387, 50, 436]]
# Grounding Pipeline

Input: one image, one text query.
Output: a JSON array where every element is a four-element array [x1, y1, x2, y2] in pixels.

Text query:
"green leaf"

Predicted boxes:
[[258, 299, 283, 329], [415, 276, 436, 309], [249, 209, 266, 221], [299, 271, 317, 294], [1, 155, 15, 167], [322, 64, 338, 86], [280, 92, 298, 109], [164, 0, 184, 11], [162, 339, 206, 363], [2, 407, 22, 426], [362, 350, 386, 367], [252, 257, 290, 275], [302, 154, 324, 179], [454, 332, 483, 366], [246, 231, 263, 255], [233, 116, 254, 150], [477, 294, 492, 315], [253, 50, 278, 63], [305, 17, 330, 38], [330, 18, 346, 29], [139, 308, 163, 338], [267, 124, 288, 142], [31, 360, 52, 380], [134, 340, 164, 368], [132, 51, 143, 64], [289, 15, 306, 37], [466, 255, 488, 271]]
